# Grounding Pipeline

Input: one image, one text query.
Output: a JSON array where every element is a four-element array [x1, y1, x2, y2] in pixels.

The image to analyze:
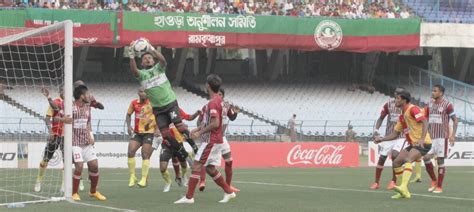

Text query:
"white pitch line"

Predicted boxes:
[[0, 188, 50, 200], [234, 181, 474, 202], [69, 200, 137, 212]]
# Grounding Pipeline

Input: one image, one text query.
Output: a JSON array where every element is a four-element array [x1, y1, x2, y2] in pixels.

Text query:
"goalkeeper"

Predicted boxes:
[[128, 40, 199, 165]]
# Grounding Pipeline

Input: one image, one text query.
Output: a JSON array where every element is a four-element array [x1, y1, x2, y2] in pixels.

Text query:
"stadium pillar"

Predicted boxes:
[[192, 48, 199, 76], [74, 46, 89, 79], [248, 49, 257, 76], [172, 48, 189, 86], [205, 48, 217, 74], [267, 50, 285, 81], [441, 48, 454, 76], [255, 50, 267, 78], [455, 48, 473, 81]]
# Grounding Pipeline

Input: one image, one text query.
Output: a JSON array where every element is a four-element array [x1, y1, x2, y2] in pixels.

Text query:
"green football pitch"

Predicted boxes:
[[2, 166, 473, 212]]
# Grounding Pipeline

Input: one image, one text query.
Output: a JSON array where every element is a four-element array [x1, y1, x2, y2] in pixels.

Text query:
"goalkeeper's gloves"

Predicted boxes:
[[128, 40, 136, 58]]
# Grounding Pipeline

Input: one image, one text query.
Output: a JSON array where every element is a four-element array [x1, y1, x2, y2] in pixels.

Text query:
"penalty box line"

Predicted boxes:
[[234, 181, 474, 202]]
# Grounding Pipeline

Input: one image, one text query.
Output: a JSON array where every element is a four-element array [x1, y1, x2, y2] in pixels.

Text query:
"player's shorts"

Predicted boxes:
[[153, 100, 182, 130], [427, 138, 448, 157], [379, 138, 406, 156], [195, 142, 222, 166], [220, 136, 231, 156], [72, 145, 97, 163], [132, 133, 154, 145], [160, 144, 187, 163], [43, 136, 64, 162], [405, 143, 432, 156]]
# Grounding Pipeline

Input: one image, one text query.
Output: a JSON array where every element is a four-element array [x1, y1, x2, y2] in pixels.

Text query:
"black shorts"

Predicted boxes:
[[43, 136, 64, 162], [132, 133, 154, 145], [159, 143, 187, 162], [405, 143, 432, 156], [153, 100, 182, 130]]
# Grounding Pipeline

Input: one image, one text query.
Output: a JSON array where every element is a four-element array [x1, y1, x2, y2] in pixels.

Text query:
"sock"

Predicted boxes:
[[375, 166, 383, 184], [200, 167, 206, 185], [36, 161, 48, 182], [209, 169, 232, 194], [186, 171, 200, 199], [89, 172, 99, 194], [394, 166, 404, 186], [180, 162, 188, 178], [161, 169, 172, 184], [225, 160, 233, 185], [414, 160, 422, 179], [437, 166, 445, 188], [72, 171, 81, 194], [141, 160, 150, 181], [424, 160, 437, 182], [172, 159, 180, 178], [401, 163, 413, 188], [392, 168, 397, 182], [127, 157, 136, 179]]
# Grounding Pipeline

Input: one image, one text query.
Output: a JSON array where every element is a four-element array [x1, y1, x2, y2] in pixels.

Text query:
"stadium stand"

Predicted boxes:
[[403, 0, 474, 23]]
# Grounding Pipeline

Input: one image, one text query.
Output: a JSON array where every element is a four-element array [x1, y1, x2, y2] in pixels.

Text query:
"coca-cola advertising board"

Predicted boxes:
[[229, 142, 359, 168]]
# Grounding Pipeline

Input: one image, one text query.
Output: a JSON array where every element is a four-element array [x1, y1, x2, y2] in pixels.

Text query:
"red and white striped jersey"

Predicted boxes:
[[72, 101, 91, 146], [380, 100, 404, 138], [426, 98, 454, 139]]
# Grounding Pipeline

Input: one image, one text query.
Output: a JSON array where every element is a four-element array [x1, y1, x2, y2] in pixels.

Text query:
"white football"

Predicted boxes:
[[133, 38, 150, 56]]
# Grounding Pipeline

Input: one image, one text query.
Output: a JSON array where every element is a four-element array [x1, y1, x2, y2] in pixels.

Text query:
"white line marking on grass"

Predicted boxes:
[[234, 181, 474, 202], [69, 201, 137, 212]]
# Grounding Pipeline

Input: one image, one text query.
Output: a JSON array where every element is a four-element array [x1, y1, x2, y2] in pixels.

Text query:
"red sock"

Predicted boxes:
[[72, 171, 81, 194], [225, 160, 233, 185], [186, 171, 200, 199], [199, 167, 206, 185], [89, 172, 99, 193], [210, 170, 232, 194], [425, 161, 437, 182], [437, 167, 445, 188], [392, 168, 397, 182], [375, 166, 383, 184], [172, 158, 180, 178]]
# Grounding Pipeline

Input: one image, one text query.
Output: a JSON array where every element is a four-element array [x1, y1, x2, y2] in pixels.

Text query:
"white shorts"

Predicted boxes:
[[379, 138, 406, 156], [72, 145, 97, 163], [194, 142, 222, 166], [428, 138, 447, 157], [220, 137, 231, 155]]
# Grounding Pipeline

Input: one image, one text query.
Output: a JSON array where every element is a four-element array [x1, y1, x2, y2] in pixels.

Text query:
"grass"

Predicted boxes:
[[1, 166, 473, 212]]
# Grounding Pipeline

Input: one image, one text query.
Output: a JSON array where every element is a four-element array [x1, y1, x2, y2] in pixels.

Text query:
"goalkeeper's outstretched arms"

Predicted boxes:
[[148, 45, 167, 69], [128, 41, 140, 78]]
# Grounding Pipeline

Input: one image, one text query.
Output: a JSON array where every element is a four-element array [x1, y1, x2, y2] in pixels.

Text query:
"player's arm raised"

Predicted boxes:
[[148, 45, 167, 68], [128, 41, 139, 78], [41, 88, 60, 111]]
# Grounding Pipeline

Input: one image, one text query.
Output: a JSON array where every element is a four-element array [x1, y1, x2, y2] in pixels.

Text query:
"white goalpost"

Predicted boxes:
[[0, 20, 73, 206]]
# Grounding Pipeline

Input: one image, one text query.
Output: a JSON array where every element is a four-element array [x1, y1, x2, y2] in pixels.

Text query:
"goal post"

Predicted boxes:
[[0, 20, 73, 205]]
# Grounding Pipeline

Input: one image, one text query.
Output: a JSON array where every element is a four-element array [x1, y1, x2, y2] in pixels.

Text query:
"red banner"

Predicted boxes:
[[229, 142, 359, 168]]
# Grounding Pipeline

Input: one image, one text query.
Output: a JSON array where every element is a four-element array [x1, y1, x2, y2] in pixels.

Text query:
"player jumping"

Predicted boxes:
[[126, 87, 160, 188], [374, 90, 432, 199], [422, 85, 458, 193], [71, 85, 106, 201], [370, 87, 406, 190], [199, 88, 240, 192], [128, 41, 198, 167], [174, 74, 237, 204]]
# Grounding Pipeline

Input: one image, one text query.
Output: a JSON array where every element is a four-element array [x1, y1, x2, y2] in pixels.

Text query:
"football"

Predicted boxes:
[[132, 38, 150, 56]]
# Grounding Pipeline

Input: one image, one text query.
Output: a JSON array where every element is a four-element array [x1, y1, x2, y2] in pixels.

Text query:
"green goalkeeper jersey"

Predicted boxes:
[[136, 63, 176, 108]]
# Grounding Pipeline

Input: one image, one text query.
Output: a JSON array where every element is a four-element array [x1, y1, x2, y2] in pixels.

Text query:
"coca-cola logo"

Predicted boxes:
[[287, 145, 345, 165]]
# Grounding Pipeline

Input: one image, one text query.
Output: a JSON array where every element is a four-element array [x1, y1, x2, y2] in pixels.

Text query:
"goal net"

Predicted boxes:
[[0, 21, 73, 206]]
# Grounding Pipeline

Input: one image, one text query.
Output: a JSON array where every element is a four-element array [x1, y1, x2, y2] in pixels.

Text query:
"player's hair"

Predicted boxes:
[[398, 90, 411, 103], [433, 84, 445, 95], [74, 80, 85, 88], [219, 88, 225, 97], [206, 74, 222, 93], [141, 52, 153, 60], [73, 85, 88, 100]]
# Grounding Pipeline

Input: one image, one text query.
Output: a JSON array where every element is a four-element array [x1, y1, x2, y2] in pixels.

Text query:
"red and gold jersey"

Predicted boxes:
[[127, 99, 156, 134], [46, 97, 64, 136], [394, 104, 432, 145], [425, 98, 454, 139]]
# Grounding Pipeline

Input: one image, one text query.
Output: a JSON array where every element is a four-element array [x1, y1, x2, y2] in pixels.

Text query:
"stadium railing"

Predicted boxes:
[[1, 117, 472, 142]]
